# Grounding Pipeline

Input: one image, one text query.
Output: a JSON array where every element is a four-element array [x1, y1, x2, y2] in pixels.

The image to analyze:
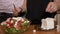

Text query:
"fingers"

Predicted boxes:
[[50, 5, 57, 12], [46, 2, 57, 13], [13, 4, 18, 16], [13, 5, 21, 13], [13, 4, 22, 16], [46, 2, 52, 12]]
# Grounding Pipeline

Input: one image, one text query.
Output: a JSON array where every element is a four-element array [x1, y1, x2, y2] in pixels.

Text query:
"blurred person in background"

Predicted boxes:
[[0, 0, 26, 23]]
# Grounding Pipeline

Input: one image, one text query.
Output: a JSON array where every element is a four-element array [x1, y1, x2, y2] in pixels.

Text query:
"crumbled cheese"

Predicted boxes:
[[14, 22, 17, 28], [1, 22, 6, 25], [27, 21, 29, 23], [7, 24, 9, 26], [11, 20, 13, 23], [41, 18, 54, 30], [33, 30, 36, 32]]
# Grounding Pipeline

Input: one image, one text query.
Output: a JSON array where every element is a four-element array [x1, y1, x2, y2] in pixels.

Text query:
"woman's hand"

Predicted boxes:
[[46, 2, 58, 13], [13, 4, 22, 16]]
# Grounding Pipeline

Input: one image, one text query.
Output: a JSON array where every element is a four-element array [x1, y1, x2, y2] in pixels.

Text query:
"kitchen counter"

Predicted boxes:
[[23, 25, 60, 34], [0, 25, 60, 34]]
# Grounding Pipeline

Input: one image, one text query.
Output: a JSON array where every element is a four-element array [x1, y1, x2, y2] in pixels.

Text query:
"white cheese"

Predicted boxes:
[[41, 18, 54, 30]]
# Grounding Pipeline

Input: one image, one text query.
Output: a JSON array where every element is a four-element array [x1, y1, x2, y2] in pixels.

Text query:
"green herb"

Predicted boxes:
[[13, 19, 17, 23]]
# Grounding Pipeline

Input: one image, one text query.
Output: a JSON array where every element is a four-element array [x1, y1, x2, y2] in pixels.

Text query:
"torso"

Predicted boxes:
[[27, 0, 51, 20], [0, 0, 24, 13]]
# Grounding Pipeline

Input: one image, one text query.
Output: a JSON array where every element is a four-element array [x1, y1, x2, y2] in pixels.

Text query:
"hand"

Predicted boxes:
[[46, 2, 58, 13], [13, 4, 22, 16]]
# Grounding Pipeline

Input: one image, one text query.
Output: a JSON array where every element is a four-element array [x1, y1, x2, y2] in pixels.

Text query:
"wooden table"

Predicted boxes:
[[0, 25, 60, 34], [23, 25, 60, 34]]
